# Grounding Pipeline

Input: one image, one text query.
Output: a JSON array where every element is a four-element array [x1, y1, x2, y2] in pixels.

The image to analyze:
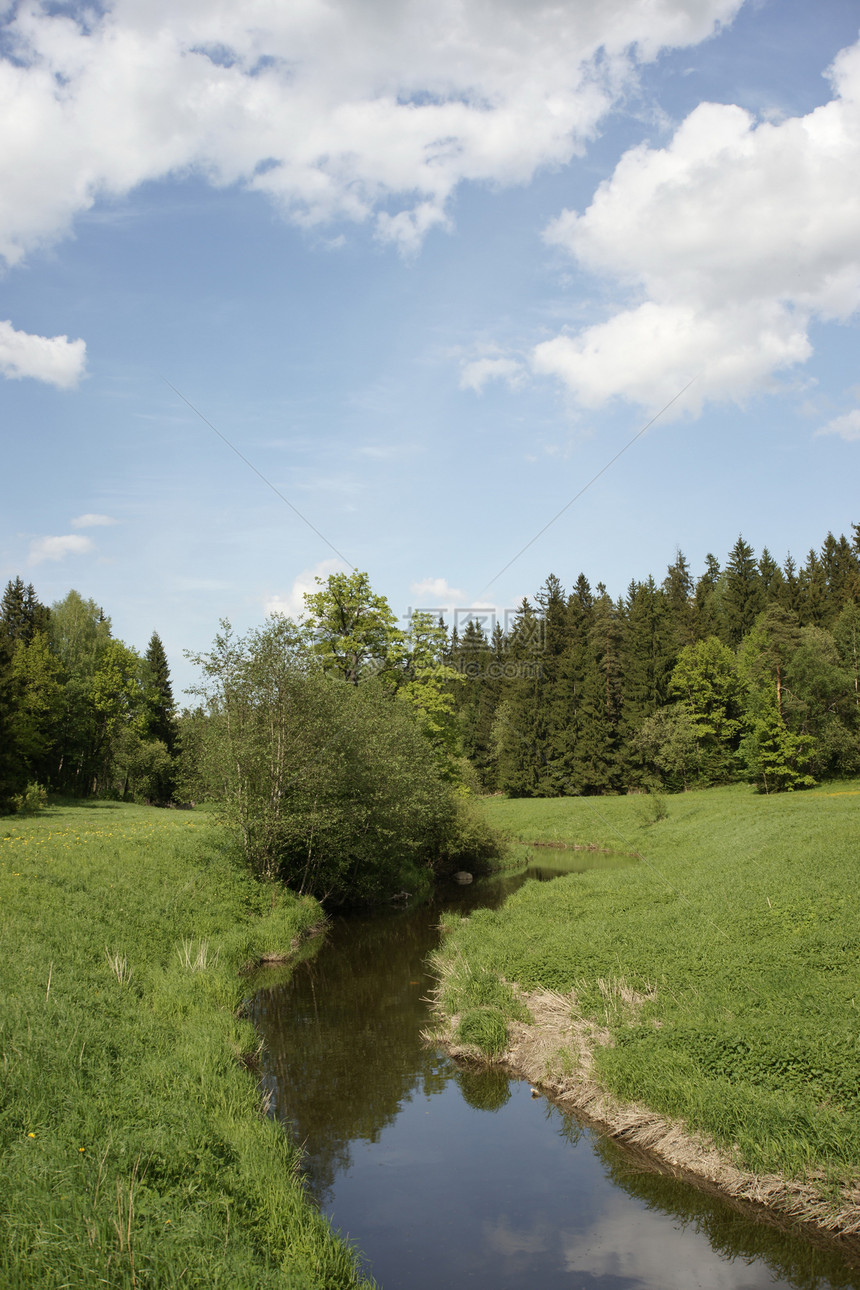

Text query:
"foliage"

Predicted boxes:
[[186, 617, 460, 903], [0, 802, 373, 1289], [0, 582, 181, 807], [448, 526, 860, 797], [9, 781, 48, 815], [303, 569, 403, 684]]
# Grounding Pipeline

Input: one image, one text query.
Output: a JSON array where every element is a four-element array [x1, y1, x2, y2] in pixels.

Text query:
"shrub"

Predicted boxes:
[[10, 782, 47, 815]]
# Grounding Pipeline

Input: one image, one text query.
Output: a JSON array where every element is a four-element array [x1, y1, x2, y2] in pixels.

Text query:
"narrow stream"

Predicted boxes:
[[251, 859, 860, 1290]]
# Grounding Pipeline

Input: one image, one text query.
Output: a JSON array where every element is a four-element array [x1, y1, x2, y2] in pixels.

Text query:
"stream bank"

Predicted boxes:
[[252, 857, 860, 1290]]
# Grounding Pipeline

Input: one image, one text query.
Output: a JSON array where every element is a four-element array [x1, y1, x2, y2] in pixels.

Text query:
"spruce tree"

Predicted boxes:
[[0, 578, 50, 645], [797, 549, 828, 626], [723, 536, 763, 646], [144, 632, 178, 752], [692, 554, 722, 640], [662, 550, 695, 650], [494, 599, 546, 796], [571, 588, 623, 793]]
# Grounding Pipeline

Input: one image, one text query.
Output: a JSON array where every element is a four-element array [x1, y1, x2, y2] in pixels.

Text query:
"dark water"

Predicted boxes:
[[251, 860, 860, 1290]]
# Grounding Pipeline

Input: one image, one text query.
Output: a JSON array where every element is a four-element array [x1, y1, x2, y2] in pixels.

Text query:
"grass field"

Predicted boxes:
[[0, 801, 375, 1290], [435, 784, 860, 1191]]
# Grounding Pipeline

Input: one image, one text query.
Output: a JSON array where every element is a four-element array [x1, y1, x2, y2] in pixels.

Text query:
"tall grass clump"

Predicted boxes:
[[0, 800, 374, 1289], [434, 784, 860, 1191]]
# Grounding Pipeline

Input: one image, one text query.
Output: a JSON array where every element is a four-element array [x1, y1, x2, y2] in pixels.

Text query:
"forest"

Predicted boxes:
[[2, 522, 859, 896]]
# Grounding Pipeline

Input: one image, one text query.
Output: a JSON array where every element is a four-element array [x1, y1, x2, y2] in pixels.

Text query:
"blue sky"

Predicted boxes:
[[2, 0, 859, 695]]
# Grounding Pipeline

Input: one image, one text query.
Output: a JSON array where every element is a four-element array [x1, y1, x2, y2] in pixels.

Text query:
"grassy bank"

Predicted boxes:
[[432, 784, 860, 1228], [0, 801, 375, 1289]]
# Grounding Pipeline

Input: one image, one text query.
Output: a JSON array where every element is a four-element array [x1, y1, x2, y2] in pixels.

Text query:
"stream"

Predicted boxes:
[[251, 857, 860, 1290]]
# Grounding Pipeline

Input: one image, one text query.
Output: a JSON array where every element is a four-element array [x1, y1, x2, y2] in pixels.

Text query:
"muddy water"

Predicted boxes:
[[251, 860, 860, 1290]]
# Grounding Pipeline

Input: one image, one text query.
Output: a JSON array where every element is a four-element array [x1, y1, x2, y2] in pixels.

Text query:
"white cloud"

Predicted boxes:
[[0, 319, 86, 388], [0, 0, 743, 267], [460, 356, 526, 393], [816, 408, 860, 441], [561, 1196, 777, 1289], [264, 557, 347, 620], [410, 576, 468, 609], [71, 513, 117, 528], [534, 38, 860, 411], [28, 534, 94, 564]]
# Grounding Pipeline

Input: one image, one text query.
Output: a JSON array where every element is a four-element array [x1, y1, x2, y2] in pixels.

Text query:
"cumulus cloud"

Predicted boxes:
[[460, 356, 526, 393], [264, 557, 347, 620], [0, 0, 742, 266], [0, 319, 86, 388], [28, 534, 94, 564], [534, 38, 860, 412], [410, 576, 468, 609], [71, 513, 117, 528], [816, 408, 860, 441]]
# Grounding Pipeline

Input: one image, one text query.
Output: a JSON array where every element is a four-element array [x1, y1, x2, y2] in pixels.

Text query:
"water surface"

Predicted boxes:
[[252, 861, 860, 1290]]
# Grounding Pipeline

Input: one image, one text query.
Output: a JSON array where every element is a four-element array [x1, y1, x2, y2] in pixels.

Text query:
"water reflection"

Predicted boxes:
[[251, 862, 860, 1290]]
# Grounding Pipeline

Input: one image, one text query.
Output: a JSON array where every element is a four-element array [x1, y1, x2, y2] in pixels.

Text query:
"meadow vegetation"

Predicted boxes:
[[433, 785, 860, 1197], [0, 801, 375, 1289]]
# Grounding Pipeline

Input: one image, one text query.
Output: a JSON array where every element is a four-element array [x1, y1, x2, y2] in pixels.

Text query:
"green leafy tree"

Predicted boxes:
[[634, 705, 701, 791], [303, 570, 404, 684], [737, 609, 816, 792], [8, 631, 64, 780], [782, 625, 860, 778], [186, 617, 459, 903], [396, 612, 464, 780], [668, 636, 743, 784], [739, 698, 816, 794]]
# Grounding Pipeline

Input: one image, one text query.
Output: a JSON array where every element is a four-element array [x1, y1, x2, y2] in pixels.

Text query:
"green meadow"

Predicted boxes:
[[436, 785, 860, 1187], [0, 801, 374, 1290]]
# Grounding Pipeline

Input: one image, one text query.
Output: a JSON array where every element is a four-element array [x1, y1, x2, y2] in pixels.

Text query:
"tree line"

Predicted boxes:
[[450, 527, 860, 795], [3, 522, 859, 895], [0, 580, 177, 811], [0, 571, 500, 902]]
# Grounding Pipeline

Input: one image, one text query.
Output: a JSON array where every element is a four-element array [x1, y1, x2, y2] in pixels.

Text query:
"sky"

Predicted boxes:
[[2, 0, 860, 697]]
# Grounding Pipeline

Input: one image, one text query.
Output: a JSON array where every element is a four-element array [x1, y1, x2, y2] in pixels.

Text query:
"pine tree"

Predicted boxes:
[[0, 578, 50, 645], [797, 549, 828, 626], [494, 599, 546, 796], [692, 554, 722, 640], [142, 632, 179, 801], [723, 536, 763, 646], [571, 589, 623, 793], [622, 576, 673, 726], [662, 550, 695, 650], [821, 532, 860, 615]]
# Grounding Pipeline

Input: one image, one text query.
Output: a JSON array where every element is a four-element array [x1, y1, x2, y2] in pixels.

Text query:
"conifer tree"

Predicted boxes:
[[571, 588, 623, 792], [723, 536, 763, 646], [0, 578, 50, 645], [494, 599, 546, 796], [692, 554, 722, 640], [662, 550, 695, 650], [144, 632, 178, 752], [797, 549, 828, 626]]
